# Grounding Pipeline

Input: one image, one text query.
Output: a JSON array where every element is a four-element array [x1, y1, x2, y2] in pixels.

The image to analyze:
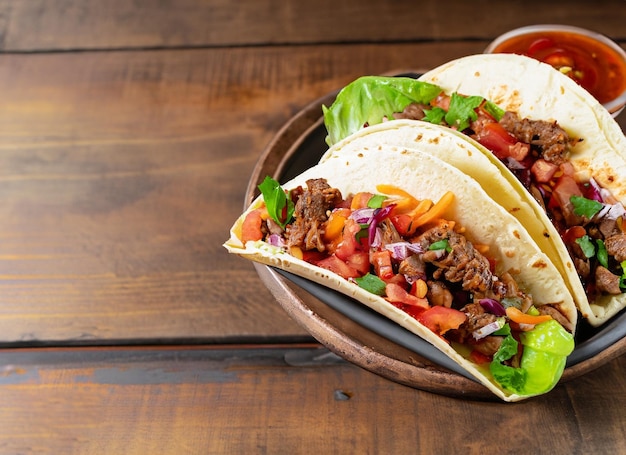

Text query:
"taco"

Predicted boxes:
[[321, 53, 626, 327], [224, 146, 576, 402]]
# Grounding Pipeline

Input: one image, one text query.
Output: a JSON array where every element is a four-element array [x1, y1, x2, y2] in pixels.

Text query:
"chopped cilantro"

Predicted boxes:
[[367, 194, 386, 209], [355, 223, 369, 242], [575, 235, 596, 259], [490, 332, 528, 393], [423, 107, 447, 125], [354, 273, 387, 296], [596, 239, 608, 268], [429, 239, 452, 253], [571, 195, 603, 219], [483, 100, 505, 121], [445, 93, 484, 131], [258, 176, 294, 229]]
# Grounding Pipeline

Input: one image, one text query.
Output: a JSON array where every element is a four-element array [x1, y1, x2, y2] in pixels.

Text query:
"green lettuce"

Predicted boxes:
[[490, 320, 574, 397], [322, 76, 442, 146]]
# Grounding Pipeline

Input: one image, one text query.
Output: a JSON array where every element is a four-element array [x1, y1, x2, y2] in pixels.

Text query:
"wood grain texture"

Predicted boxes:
[[0, 346, 624, 454], [0, 42, 484, 344], [0, 0, 624, 51]]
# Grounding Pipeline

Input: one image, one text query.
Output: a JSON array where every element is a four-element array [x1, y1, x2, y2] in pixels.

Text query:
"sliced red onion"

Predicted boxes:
[[587, 177, 605, 202], [350, 208, 376, 224], [505, 157, 526, 170], [367, 204, 395, 246], [384, 242, 424, 261], [472, 319, 505, 340], [479, 298, 506, 316], [267, 234, 286, 248], [370, 227, 383, 249], [597, 202, 625, 221]]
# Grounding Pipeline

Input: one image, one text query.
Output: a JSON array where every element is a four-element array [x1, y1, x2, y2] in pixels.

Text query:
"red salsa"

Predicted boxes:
[[491, 30, 626, 105]]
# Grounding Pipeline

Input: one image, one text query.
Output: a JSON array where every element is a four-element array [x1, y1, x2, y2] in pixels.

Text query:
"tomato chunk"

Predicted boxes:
[[475, 122, 528, 161], [417, 306, 467, 338], [385, 283, 429, 309], [241, 209, 264, 243], [315, 255, 360, 279], [371, 250, 394, 280]]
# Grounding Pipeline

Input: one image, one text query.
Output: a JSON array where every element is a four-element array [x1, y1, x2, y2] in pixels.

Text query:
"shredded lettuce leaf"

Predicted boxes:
[[322, 76, 442, 145]]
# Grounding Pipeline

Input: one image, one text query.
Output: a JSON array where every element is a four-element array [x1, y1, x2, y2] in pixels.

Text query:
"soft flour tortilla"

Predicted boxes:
[[417, 53, 626, 326], [225, 146, 576, 401], [319, 119, 578, 312]]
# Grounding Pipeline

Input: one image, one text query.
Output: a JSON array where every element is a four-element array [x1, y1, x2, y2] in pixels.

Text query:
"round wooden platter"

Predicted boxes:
[[246, 80, 626, 401]]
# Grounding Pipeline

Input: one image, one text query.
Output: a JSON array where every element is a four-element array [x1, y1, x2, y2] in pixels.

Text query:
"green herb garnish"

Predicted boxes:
[[483, 100, 505, 121], [258, 176, 294, 229], [596, 239, 608, 268], [423, 107, 447, 125], [620, 261, 626, 290], [445, 93, 484, 131], [367, 194, 386, 209], [354, 273, 387, 296], [571, 195, 603, 219], [429, 239, 452, 253], [575, 235, 596, 259]]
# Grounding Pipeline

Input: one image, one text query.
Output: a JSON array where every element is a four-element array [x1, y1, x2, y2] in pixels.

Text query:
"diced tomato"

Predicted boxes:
[[383, 273, 408, 287], [371, 250, 394, 280], [390, 214, 413, 237], [315, 255, 360, 279], [391, 301, 427, 320], [301, 249, 327, 264], [430, 93, 450, 110], [561, 225, 587, 244], [385, 283, 429, 309], [417, 306, 467, 338], [469, 349, 492, 365], [335, 219, 362, 260], [559, 161, 576, 177], [241, 209, 264, 243], [531, 158, 559, 183], [475, 122, 524, 161], [550, 174, 584, 225], [345, 251, 371, 275]]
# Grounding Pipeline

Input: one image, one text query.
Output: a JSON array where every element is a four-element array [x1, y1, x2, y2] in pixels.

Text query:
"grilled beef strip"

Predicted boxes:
[[285, 178, 342, 251]]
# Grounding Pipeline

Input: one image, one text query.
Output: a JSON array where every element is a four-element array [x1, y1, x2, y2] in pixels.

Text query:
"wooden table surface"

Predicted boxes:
[[1, 1, 625, 453]]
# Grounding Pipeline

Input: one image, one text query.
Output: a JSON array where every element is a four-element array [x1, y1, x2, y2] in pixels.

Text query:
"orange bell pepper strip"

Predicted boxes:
[[505, 306, 552, 325], [407, 191, 455, 235]]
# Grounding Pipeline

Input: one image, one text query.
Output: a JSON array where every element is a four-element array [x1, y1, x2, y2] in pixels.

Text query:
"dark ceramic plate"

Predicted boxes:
[[247, 72, 626, 399]]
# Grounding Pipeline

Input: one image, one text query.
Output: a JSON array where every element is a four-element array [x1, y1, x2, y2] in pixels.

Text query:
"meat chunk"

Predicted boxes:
[[499, 111, 571, 164], [538, 305, 574, 333], [447, 302, 499, 344], [392, 103, 428, 121], [426, 280, 453, 308], [595, 266, 622, 295], [605, 233, 626, 263], [398, 254, 426, 281], [285, 178, 342, 251], [416, 224, 494, 294]]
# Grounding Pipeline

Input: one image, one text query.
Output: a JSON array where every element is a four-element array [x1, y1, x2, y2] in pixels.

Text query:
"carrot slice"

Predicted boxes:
[[505, 306, 552, 325], [376, 184, 419, 204], [408, 191, 455, 234]]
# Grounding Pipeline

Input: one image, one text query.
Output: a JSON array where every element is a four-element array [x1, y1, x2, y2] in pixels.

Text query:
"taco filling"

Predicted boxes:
[[323, 76, 626, 313], [241, 176, 574, 395], [395, 92, 626, 304]]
